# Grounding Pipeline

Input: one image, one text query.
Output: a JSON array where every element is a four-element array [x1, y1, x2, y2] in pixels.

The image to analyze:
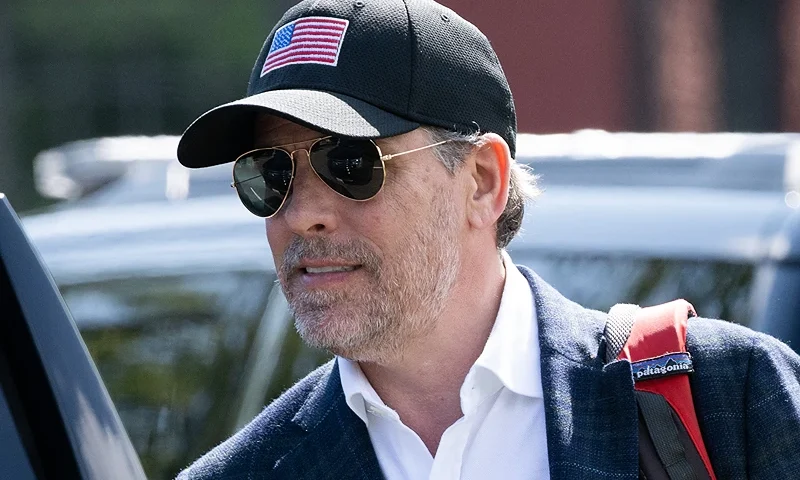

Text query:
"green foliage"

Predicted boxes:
[[6, 1, 287, 210], [12, 1, 274, 62]]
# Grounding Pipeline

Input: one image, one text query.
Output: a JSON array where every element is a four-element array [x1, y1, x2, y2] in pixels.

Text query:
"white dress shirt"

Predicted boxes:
[[338, 251, 550, 480]]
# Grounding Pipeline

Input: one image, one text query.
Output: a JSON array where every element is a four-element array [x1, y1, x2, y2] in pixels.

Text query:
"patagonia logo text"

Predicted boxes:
[[631, 352, 694, 382]]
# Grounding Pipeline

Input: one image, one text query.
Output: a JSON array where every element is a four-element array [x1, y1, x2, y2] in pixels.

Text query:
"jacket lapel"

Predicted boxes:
[[519, 266, 640, 479], [274, 361, 384, 480]]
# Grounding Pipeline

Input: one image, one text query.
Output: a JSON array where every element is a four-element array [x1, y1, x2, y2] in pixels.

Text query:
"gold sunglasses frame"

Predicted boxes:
[[230, 135, 450, 218]]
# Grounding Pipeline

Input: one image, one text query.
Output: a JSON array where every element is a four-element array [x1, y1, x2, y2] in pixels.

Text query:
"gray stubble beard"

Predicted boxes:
[[279, 195, 461, 364]]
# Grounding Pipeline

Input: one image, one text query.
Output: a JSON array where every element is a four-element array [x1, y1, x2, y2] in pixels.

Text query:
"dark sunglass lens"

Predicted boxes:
[[309, 139, 384, 200], [232, 149, 293, 217]]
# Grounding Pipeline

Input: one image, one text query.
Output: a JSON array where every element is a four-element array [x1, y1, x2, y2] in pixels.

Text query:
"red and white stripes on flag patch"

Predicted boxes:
[[261, 17, 350, 77]]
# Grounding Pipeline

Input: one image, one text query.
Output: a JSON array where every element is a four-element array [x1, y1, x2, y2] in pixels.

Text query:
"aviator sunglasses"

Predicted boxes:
[[231, 135, 450, 218]]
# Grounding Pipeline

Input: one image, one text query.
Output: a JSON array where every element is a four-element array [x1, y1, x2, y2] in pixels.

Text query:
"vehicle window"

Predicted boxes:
[[0, 377, 37, 480], [59, 271, 276, 480], [519, 254, 755, 326]]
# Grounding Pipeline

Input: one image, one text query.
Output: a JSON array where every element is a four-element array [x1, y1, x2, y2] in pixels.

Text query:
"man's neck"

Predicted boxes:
[[357, 252, 507, 454]]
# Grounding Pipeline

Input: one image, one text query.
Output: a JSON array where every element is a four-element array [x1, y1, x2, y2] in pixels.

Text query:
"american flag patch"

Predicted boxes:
[[260, 16, 349, 77]]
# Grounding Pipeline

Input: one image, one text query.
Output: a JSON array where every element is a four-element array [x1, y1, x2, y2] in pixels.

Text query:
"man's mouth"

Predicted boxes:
[[293, 263, 363, 288], [303, 266, 359, 274]]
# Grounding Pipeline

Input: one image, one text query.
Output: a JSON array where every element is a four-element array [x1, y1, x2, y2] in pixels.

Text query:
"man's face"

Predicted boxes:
[[258, 117, 465, 363]]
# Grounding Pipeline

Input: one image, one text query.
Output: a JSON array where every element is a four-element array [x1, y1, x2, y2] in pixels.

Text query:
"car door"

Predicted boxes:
[[0, 194, 146, 480]]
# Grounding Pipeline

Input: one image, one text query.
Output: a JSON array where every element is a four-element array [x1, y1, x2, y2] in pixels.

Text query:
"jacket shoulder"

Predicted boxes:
[[686, 316, 798, 365], [176, 360, 335, 480], [687, 317, 800, 477], [686, 316, 797, 400]]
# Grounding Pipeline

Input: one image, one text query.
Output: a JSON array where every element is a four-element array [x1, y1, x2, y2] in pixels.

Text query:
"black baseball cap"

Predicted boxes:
[[177, 0, 516, 169]]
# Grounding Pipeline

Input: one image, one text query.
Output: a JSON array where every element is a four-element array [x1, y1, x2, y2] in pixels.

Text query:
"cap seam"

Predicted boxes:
[[403, 0, 416, 117], [261, 84, 421, 126], [244, 86, 479, 136]]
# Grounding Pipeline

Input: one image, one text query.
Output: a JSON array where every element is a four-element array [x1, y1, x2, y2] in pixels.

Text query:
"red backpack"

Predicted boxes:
[[604, 300, 717, 480]]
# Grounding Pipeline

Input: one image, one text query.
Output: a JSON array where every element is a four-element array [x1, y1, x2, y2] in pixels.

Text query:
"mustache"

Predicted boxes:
[[279, 237, 382, 279]]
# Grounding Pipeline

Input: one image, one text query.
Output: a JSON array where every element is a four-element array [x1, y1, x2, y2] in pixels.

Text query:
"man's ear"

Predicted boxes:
[[465, 133, 510, 231]]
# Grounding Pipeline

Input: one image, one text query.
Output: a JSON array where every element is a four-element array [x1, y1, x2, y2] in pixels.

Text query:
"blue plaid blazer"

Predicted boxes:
[[177, 267, 800, 479]]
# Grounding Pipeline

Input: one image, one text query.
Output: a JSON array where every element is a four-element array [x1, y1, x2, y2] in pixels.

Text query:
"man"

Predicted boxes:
[[175, 0, 800, 478]]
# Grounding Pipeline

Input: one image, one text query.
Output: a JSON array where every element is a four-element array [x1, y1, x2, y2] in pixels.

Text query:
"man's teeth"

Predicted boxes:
[[305, 266, 356, 274]]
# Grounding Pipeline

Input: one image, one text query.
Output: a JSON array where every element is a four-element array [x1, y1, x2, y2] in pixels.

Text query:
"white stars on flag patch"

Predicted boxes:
[[260, 16, 350, 77]]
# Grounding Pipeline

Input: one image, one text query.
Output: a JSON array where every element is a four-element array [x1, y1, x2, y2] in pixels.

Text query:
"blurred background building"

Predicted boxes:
[[1, 0, 799, 210]]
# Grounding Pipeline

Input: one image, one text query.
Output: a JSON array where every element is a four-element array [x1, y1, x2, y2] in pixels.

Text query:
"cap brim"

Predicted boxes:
[[177, 89, 420, 168]]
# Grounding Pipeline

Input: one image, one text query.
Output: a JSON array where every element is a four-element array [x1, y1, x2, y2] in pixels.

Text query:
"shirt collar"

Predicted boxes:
[[338, 355, 389, 425], [466, 251, 541, 400]]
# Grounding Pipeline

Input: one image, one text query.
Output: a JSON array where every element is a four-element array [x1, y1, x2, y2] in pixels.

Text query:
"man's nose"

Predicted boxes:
[[280, 152, 340, 236]]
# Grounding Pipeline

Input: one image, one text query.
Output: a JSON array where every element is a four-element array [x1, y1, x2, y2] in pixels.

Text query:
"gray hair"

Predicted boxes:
[[423, 127, 541, 249]]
